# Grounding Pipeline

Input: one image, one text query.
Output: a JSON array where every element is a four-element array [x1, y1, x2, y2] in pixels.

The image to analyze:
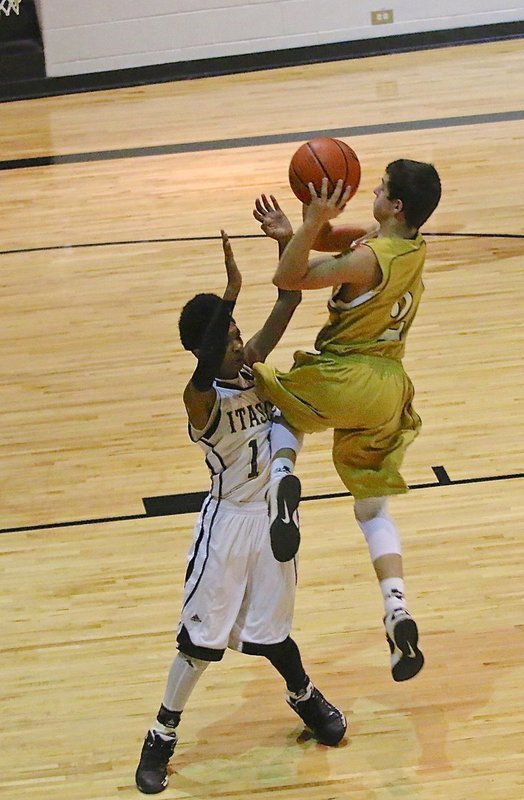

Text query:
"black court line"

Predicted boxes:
[[423, 232, 524, 239], [1, 110, 523, 172], [0, 512, 150, 535], [0, 234, 249, 257], [1, 231, 523, 258], [1, 466, 522, 535], [143, 466, 523, 515]]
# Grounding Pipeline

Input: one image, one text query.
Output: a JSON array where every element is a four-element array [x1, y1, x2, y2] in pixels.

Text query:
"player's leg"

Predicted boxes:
[[243, 637, 347, 745], [255, 352, 376, 562], [353, 496, 424, 681], [135, 650, 212, 794], [136, 501, 249, 793], [266, 412, 304, 562], [332, 419, 424, 682], [234, 515, 346, 745], [254, 351, 355, 563]]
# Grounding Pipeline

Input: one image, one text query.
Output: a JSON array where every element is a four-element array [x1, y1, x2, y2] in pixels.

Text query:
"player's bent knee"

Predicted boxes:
[[241, 637, 291, 658], [353, 498, 401, 560], [354, 496, 389, 522], [178, 652, 211, 674]]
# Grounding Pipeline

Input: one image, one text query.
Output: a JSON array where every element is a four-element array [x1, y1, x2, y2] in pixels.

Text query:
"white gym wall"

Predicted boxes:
[[32, 0, 524, 78]]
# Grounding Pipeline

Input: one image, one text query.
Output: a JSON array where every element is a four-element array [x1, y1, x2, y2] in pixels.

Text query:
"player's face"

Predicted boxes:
[[373, 173, 395, 221], [219, 321, 245, 378]]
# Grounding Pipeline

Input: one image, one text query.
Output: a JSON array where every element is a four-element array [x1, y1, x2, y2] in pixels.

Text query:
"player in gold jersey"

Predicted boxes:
[[252, 159, 442, 682]]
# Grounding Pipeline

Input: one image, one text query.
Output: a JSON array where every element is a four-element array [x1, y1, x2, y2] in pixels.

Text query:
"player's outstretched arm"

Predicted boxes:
[[273, 178, 351, 290], [310, 219, 378, 252], [220, 228, 242, 301], [183, 231, 241, 429], [247, 195, 301, 364], [244, 286, 301, 365], [301, 195, 374, 251], [271, 180, 381, 293]]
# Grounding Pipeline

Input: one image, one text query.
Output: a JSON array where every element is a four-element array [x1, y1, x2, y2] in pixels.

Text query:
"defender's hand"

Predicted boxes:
[[253, 194, 293, 242], [221, 230, 241, 298]]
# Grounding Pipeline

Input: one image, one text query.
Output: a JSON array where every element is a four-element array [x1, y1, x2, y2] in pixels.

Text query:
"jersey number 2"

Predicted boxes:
[[380, 291, 413, 341]]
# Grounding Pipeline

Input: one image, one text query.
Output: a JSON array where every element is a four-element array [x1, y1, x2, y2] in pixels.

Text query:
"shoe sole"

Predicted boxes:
[[135, 774, 168, 794], [270, 475, 301, 562], [314, 713, 347, 746], [390, 617, 424, 682]]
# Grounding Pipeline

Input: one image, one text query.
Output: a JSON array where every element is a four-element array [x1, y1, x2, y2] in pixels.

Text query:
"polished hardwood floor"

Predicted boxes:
[[1, 37, 523, 800]]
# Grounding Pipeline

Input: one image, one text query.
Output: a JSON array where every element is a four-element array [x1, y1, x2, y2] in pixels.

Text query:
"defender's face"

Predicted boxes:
[[219, 321, 245, 378]]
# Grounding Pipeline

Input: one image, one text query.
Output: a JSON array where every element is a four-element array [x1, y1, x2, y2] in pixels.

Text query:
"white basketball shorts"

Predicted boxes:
[[178, 496, 297, 652]]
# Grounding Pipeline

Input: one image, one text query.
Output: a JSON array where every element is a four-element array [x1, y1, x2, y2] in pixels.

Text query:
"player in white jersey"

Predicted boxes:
[[189, 366, 274, 504], [135, 225, 347, 795]]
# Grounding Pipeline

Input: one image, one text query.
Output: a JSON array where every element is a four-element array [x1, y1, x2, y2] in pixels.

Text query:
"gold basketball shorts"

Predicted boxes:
[[253, 350, 421, 499]]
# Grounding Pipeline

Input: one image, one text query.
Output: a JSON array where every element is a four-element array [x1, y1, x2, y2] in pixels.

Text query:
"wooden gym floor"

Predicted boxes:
[[1, 37, 523, 800]]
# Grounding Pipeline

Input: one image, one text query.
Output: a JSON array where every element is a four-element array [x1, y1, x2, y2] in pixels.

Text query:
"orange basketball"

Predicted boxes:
[[288, 137, 361, 204]]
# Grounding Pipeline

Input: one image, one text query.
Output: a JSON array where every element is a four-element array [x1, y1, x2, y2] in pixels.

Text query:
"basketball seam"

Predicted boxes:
[[306, 142, 337, 194], [289, 163, 312, 195], [332, 139, 350, 185], [334, 139, 361, 196]]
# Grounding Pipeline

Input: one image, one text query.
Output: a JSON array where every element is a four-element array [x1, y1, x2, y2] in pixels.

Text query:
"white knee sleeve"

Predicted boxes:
[[354, 497, 401, 562], [162, 652, 209, 712]]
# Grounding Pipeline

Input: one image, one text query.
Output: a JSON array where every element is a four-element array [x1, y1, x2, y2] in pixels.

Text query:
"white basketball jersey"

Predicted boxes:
[[189, 367, 274, 504]]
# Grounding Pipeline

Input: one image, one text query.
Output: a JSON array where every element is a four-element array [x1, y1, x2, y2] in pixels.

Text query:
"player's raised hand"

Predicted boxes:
[[221, 230, 242, 300], [253, 194, 293, 243]]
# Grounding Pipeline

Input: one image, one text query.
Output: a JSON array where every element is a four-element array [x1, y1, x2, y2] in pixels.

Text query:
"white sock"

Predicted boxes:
[[288, 680, 313, 702], [270, 415, 303, 456], [270, 457, 295, 482], [380, 577, 407, 616], [151, 726, 178, 740]]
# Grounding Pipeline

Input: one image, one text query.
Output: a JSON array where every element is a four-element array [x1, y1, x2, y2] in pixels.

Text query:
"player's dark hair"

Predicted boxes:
[[386, 159, 441, 229], [178, 293, 222, 351]]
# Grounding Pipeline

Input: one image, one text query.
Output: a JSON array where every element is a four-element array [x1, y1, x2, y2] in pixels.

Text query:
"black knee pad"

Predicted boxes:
[[177, 624, 225, 662], [241, 637, 291, 658]]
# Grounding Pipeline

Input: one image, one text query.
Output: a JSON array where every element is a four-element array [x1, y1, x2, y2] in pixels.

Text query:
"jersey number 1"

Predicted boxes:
[[247, 439, 259, 479]]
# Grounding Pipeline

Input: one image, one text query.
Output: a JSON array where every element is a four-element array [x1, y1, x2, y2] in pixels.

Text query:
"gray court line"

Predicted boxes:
[[0, 110, 522, 171]]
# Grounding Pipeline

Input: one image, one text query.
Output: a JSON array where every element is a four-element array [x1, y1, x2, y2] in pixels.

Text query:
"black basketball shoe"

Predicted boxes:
[[287, 683, 347, 745], [135, 729, 178, 794], [384, 608, 424, 682], [267, 474, 301, 562]]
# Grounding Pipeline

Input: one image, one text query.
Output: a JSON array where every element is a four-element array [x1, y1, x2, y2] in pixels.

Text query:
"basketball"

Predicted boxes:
[[288, 137, 361, 204]]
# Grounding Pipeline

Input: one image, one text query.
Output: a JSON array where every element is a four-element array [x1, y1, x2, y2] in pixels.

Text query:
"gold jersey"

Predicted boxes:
[[314, 233, 426, 360]]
